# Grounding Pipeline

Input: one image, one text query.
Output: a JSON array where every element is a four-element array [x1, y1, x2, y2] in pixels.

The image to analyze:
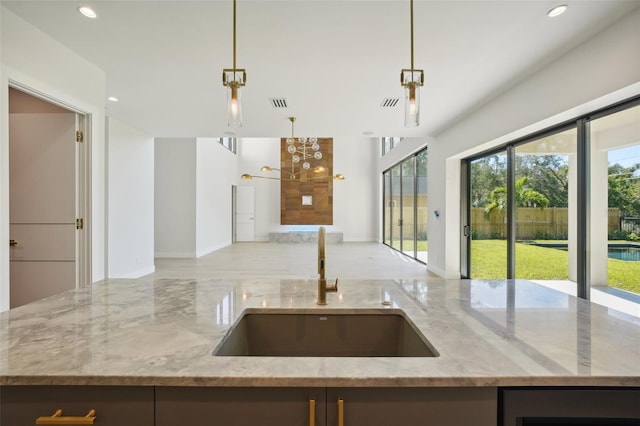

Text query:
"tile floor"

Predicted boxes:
[[153, 242, 437, 281], [151, 242, 638, 318]]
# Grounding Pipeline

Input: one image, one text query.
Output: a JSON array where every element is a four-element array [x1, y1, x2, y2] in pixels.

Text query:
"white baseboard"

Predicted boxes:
[[155, 251, 196, 258], [196, 240, 232, 258]]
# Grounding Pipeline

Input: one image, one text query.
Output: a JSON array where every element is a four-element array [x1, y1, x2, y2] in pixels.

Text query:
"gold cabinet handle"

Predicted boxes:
[[337, 398, 344, 426], [9, 239, 18, 247], [309, 398, 316, 426], [35, 409, 96, 425]]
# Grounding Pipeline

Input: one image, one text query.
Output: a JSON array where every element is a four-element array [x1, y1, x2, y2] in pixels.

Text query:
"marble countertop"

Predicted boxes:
[[0, 277, 638, 387]]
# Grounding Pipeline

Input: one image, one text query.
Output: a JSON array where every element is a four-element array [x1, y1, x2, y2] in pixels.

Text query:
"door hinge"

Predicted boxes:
[[76, 218, 84, 230], [76, 131, 84, 143], [463, 225, 471, 237]]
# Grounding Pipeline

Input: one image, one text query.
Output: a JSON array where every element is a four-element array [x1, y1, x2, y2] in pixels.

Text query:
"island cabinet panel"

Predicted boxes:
[[155, 387, 326, 426], [326, 387, 498, 426], [0, 385, 154, 426]]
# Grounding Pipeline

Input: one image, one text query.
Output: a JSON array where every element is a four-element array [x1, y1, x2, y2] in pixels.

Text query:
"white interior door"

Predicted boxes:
[[9, 111, 77, 308], [235, 186, 255, 241]]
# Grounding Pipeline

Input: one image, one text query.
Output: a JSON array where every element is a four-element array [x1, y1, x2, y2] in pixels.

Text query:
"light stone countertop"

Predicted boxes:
[[0, 277, 638, 387]]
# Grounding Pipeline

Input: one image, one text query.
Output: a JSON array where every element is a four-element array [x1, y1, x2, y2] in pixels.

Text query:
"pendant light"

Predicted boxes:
[[222, 0, 246, 128], [400, 0, 424, 127]]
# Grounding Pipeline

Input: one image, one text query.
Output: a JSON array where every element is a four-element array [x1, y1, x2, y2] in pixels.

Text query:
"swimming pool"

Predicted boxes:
[[534, 243, 640, 261], [608, 246, 640, 261]]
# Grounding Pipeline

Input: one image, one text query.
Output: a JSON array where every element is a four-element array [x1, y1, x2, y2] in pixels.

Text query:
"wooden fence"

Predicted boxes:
[[471, 207, 621, 239], [386, 201, 622, 241], [386, 196, 429, 240]]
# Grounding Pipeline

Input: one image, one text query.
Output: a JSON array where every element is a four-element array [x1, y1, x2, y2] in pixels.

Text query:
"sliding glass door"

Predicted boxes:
[[463, 97, 640, 309], [390, 163, 402, 250], [590, 104, 640, 299], [401, 157, 416, 257], [416, 150, 428, 263], [466, 129, 578, 282], [469, 152, 507, 279], [383, 171, 392, 246], [383, 148, 428, 264], [514, 128, 576, 282]]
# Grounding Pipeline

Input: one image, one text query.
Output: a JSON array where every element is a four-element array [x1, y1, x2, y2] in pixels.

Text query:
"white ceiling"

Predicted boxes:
[[2, 0, 639, 139]]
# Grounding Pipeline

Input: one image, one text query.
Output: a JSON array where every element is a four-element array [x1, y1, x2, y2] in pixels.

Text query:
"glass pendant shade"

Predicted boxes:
[[227, 82, 243, 128], [404, 81, 420, 127]]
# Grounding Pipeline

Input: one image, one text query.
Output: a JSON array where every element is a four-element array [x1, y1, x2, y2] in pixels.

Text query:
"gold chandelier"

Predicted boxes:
[[241, 117, 345, 182], [400, 0, 424, 127], [222, 0, 246, 128]]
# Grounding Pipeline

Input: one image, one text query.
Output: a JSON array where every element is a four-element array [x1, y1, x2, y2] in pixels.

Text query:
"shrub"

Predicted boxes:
[[471, 230, 489, 240], [608, 229, 630, 240], [533, 231, 568, 240], [490, 231, 503, 240]]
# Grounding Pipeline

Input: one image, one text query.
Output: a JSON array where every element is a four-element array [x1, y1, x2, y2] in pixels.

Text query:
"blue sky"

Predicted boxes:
[[609, 145, 640, 170]]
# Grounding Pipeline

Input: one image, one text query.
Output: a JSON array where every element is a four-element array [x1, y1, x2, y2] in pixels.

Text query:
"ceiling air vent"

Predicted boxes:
[[270, 98, 288, 109], [380, 98, 400, 108]]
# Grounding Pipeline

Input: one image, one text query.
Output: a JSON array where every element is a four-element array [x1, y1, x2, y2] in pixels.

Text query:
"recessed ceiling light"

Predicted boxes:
[[78, 6, 97, 19], [223, 131, 236, 136], [107, 96, 118, 102], [547, 4, 568, 17], [362, 131, 374, 136]]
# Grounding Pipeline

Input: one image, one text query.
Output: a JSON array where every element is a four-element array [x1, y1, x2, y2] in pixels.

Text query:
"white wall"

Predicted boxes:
[[333, 136, 378, 242], [427, 8, 640, 279], [238, 136, 378, 242], [0, 8, 106, 311], [237, 138, 281, 241], [107, 117, 155, 278], [155, 138, 238, 258], [155, 138, 197, 258], [195, 138, 238, 256]]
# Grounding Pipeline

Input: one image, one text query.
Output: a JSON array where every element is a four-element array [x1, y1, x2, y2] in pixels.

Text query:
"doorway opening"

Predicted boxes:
[[233, 185, 255, 242], [7, 84, 91, 308]]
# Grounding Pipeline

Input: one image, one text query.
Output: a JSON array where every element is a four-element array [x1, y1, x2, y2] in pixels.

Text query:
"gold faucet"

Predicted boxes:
[[317, 226, 338, 305]]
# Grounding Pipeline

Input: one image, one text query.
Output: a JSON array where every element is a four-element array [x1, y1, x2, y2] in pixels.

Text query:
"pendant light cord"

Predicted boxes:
[[410, 0, 414, 72], [233, 0, 237, 70]]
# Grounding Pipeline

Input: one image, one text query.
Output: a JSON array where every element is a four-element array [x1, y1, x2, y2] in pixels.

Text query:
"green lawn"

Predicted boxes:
[[390, 240, 428, 251], [471, 240, 640, 294]]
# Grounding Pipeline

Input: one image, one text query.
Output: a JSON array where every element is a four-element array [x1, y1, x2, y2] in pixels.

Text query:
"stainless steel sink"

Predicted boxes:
[[213, 309, 438, 357]]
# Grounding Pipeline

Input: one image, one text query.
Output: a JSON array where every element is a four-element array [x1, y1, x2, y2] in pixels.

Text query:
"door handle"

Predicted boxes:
[[337, 398, 344, 426], [9, 239, 18, 247], [35, 408, 96, 424], [309, 398, 316, 426]]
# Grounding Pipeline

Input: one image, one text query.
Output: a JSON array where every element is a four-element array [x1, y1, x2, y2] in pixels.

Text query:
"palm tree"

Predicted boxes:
[[484, 176, 549, 217]]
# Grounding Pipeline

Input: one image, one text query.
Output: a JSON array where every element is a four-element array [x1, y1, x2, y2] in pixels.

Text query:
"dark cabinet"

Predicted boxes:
[[326, 387, 497, 426], [155, 387, 325, 426], [155, 386, 496, 426], [0, 386, 154, 426]]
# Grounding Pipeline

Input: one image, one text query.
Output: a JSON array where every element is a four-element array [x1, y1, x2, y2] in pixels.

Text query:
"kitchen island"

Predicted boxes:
[[0, 277, 638, 425]]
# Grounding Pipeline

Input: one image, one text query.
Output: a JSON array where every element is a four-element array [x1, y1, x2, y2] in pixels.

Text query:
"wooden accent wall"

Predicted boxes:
[[280, 137, 333, 225]]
